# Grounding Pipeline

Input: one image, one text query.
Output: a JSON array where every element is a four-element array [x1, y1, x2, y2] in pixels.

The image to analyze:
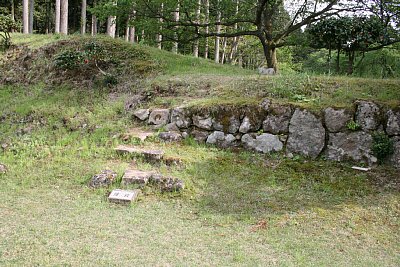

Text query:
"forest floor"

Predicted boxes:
[[0, 34, 399, 266]]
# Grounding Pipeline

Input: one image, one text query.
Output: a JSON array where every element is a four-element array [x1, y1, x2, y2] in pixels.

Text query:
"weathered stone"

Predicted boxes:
[[88, 170, 117, 188], [389, 137, 400, 168], [327, 132, 377, 166], [355, 101, 381, 131], [191, 129, 210, 143], [124, 94, 148, 111], [0, 163, 7, 174], [121, 128, 154, 142], [170, 108, 192, 129], [324, 107, 353, 133], [108, 189, 140, 204], [386, 109, 400, 136], [228, 116, 241, 134], [212, 119, 224, 131], [159, 131, 182, 142], [115, 145, 164, 162], [148, 109, 170, 125], [259, 99, 271, 111], [262, 105, 292, 134], [287, 109, 325, 159], [133, 109, 150, 121], [206, 131, 237, 148], [206, 131, 225, 145], [160, 177, 185, 192], [193, 115, 213, 130], [165, 122, 180, 132], [122, 169, 156, 185], [239, 116, 261, 133], [242, 133, 283, 153]]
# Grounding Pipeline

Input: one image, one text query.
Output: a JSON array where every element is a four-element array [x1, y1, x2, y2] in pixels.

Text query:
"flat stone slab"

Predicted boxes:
[[122, 169, 156, 185], [122, 128, 154, 142], [108, 189, 140, 204], [115, 145, 164, 162]]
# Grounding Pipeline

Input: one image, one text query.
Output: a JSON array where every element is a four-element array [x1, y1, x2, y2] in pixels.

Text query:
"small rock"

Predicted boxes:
[[0, 163, 7, 174], [182, 132, 189, 139], [324, 107, 353, 133], [259, 99, 271, 111], [193, 115, 213, 130], [159, 131, 182, 142], [239, 116, 261, 134], [108, 189, 140, 204], [161, 177, 185, 192], [206, 131, 225, 145], [228, 116, 241, 134], [165, 122, 180, 132], [191, 129, 210, 143], [122, 169, 156, 185], [242, 133, 283, 153], [212, 119, 224, 131], [355, 101, 381, 131], [133, 109, 150, 121], [262, 105, 292, 134], [386, 109, 400, 136], [148, 109, 170, 125], [88, 170, 117, 188]]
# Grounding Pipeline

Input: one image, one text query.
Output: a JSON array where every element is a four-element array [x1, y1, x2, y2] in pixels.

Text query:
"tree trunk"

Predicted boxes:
[[55, 0, 60, 33], [221, 37, 227, 64], [336, 47, 340, 73], [214, 0, 221, 63], [228, 0, 239, 64], [23, 0, 29, 34], [204, 0, 209, 59], [193, 0, 201, 57], [262, 43, 277, 71], [107, 1, 117, 38], [347, 51, 355, 75], [157, 3, 163, 49], [10, 0, 15, 32], [172, 1, 180, 54], [60, 0, 68, 34], [91, 0, 97, 36], [125, 18, 130, 42], [29, 0, 34, 33], [81, 0, 86, 34], [129, 27, 135, 43]]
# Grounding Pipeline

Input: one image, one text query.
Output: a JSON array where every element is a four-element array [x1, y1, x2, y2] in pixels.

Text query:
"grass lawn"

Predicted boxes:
[[1, 34, 399, 266]]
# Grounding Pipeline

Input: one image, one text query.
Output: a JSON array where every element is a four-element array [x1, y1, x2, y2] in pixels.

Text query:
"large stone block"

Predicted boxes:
[[324, 107, 353, 133], [389, 137, 400, 168], [241, 133, 283, 153], [386, 109, 400, 136], [239, 116, 262, 134], [133, 109, 150, 121], [88, 170, 117, 188], [148, 109, 170, 125], [170, 107, 192, 129], [262, 105, 292, 134], [355, 101, 381, 131], [191, 129, 210, 143], [206, 131, 237, 148], [193, 114, 213, 130], [327, 132, 377, 165], [287, 109, 325, 159]]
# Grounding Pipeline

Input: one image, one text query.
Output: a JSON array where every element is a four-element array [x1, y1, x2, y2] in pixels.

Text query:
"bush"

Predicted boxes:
[[372, 132, 394, 164], [0, 15, 19, 50]]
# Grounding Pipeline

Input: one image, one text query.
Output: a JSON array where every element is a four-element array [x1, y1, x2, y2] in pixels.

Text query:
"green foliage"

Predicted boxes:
[[372, 132, 394, 163], [346, 120, 361, 131], [0, 15, 19, 50]]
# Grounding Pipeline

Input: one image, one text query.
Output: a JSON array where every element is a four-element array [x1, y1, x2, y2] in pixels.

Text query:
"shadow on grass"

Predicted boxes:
[[188, 150, 399, 218]]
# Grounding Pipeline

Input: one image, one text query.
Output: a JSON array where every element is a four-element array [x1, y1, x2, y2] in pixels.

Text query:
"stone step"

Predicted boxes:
[[121, 128, 155, 142], [108, 189, 140, 204], [121, 168, 185, 192], [115, 145, 164, 162]]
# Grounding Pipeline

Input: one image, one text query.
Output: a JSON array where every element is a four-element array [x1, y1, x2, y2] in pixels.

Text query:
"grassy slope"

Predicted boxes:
[[0, 34, 399, 266]]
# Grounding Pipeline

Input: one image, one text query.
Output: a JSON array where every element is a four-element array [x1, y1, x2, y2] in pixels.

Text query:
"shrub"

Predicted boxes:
[[372, 132, 394, 164], [0, 15, 19, 50]]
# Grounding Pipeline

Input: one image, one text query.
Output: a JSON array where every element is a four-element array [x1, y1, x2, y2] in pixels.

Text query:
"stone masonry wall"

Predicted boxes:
[[132, 99, 400, 168]]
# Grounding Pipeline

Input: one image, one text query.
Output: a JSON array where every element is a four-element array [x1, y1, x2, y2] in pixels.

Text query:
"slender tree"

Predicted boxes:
[[157, 3, 164, 49], [81, 0, 87, 34], [91, 0, 97, 36], [172, 1, 180, 53], [23, 0, 29, 34], [55, 0, 60, 33], [204, 0, 210, 59], [214, 0, 221, 63], [60, 0, 68, 34], [193, 0, 201, 57], [107, 1, 117, 38], [29, 0, 34, 33]]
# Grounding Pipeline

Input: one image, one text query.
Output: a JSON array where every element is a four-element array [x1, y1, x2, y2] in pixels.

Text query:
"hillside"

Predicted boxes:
[[0, 35, 399, 266]]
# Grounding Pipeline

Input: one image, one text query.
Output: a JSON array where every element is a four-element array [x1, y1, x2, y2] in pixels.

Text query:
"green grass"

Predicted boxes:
[[0, 83, 399, 266]]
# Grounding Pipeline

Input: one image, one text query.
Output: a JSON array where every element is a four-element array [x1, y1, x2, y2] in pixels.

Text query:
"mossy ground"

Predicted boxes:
[[0, 34, 399, 266]]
